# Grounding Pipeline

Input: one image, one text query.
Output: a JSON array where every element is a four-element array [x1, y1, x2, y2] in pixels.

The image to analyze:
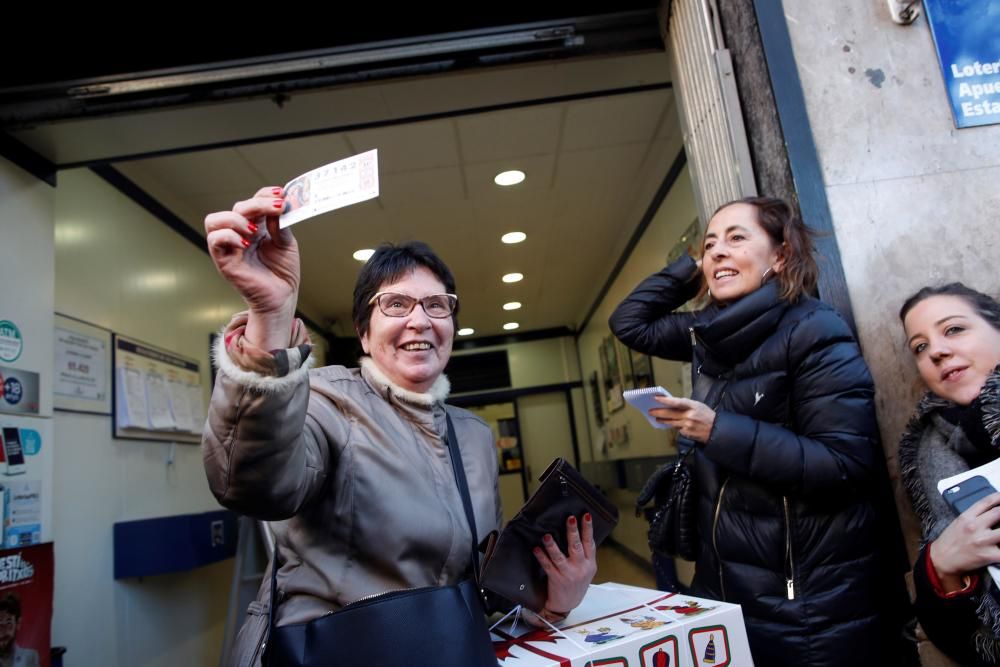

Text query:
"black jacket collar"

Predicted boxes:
[[693, 281, 790, 369]]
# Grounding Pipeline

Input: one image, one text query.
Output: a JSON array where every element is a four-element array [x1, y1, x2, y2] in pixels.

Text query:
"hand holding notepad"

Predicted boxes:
[[623, 386, 674, 429]]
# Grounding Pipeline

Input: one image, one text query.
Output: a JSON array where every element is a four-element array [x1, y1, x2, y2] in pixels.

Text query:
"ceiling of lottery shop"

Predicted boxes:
[[3, 6, 683, 342]]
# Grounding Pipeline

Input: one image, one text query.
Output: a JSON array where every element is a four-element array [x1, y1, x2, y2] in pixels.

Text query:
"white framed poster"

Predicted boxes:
[[53, 314, 112, 415]]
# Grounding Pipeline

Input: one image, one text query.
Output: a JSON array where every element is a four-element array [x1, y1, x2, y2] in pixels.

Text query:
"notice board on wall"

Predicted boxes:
[[112, 334, 204, 444], [53, 314, 112, 416]]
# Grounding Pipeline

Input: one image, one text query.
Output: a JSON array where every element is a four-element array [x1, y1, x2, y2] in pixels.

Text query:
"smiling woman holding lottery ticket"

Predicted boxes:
[[202, 182, 596, 666], [609, 197, 911, 667]]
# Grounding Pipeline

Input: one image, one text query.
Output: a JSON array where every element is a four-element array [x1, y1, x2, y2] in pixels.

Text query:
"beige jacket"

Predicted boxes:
[[203, 318, 501, 665]]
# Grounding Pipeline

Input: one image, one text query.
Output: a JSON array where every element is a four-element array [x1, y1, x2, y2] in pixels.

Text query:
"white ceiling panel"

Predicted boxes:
[[457, 106, 563, 162], [376, 166, 468, 210], [561, 90, 671, 151], [346, 120, 461, 173]]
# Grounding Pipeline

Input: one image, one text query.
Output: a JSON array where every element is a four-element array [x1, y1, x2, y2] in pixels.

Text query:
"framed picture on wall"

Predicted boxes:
[[612, 338, 632, 391], [602, 336, 623, 412], [630, 349, 655, 389], [112, 334, 203, 444], [598, 342, 611, 410], [588, 371, 604, 426], [666, 217, 703, 265]]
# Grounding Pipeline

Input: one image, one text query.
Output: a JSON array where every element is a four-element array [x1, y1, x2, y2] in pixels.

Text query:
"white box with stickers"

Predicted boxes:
[[491, 583, 754, 667]]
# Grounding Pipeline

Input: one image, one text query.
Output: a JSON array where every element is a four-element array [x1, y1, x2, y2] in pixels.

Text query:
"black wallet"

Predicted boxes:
[[479, 458, 619, 611]]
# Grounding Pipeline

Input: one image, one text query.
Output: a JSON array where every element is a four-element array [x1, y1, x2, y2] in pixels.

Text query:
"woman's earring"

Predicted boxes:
[[761, 267, 774, 283]]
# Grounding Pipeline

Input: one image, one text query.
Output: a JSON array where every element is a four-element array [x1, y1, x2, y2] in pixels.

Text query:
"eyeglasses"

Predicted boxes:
[[368, 292, 458, 318]]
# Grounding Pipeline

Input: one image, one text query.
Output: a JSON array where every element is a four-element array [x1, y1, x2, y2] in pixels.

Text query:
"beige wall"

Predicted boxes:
[[50, 168, 324, 667], [783, 4, 1000, 664], [0, 159, 55, 417]]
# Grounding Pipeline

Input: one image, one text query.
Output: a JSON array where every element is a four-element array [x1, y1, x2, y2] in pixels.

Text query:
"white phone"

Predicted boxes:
[[0, 427, 26, 476]]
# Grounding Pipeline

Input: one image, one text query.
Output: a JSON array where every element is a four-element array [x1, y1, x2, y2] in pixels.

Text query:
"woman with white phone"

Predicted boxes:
[[610, 196, 909, 666], [898, 283, 1000, 666]]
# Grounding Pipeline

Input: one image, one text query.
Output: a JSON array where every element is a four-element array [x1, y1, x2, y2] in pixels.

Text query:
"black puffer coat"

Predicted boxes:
[[610, 255, 891, 667]]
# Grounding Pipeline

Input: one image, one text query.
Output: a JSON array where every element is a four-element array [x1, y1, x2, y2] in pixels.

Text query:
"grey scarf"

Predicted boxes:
[[898, 368, 1000, 661]]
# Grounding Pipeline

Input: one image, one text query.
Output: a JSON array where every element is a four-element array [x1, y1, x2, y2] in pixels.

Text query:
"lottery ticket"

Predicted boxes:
[[279, 149, 379, 228]]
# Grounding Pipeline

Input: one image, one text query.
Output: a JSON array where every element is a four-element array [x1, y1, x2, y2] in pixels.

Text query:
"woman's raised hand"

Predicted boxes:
[[931, 491, 1000, 592], [205, 188, 301, 348]]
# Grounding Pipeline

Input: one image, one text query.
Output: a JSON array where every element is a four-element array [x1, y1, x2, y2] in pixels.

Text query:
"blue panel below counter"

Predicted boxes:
[[113, 510, 238, 579]]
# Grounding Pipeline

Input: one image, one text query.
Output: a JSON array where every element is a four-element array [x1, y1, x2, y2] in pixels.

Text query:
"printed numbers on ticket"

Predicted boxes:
[[279, 149, 380, 228]]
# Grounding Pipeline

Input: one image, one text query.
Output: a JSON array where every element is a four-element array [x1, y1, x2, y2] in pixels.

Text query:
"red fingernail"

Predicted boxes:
[[568, 516, 577, 526], [248, 223, 259, 233], [544, 534, 553, 544], [533, 547, 542, 556], [584, 513, 592, 523], [241, 239, 250, 248], [272, 187, 283, 196], [272, 199, 284, 209]]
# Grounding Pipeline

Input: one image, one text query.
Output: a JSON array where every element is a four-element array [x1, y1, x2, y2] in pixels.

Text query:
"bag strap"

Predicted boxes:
[[266, 543, 278, 664], [445, 412, 481, 577], [264, 410, 483, 665]]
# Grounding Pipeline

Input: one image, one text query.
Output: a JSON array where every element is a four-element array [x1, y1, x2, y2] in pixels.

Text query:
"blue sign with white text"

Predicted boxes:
[[924, 0, 1000, 128]]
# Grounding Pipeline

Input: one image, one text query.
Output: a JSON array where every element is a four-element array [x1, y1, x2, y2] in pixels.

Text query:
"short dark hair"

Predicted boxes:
[[0, 592, 21, 620], [708, 196, 819, 302], [899, 283, 1000, 330], [352, 241, 458, 338]]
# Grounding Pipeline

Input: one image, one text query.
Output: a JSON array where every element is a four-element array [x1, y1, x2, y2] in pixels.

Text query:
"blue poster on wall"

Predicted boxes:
[[924, 0, 1000, 128]]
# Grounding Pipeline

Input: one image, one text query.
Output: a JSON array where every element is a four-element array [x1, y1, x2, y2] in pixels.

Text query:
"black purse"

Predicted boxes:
[[263, 414, 497, 667], [479, 458, 619, 610], [636, 446, 699, 561]]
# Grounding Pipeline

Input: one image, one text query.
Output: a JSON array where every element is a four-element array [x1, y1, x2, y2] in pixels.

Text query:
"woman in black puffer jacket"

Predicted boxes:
[[610, 197, 908, 666]]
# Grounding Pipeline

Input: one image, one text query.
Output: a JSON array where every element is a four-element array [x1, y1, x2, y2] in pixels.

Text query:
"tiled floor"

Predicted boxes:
[[593, 544, 656, 589]]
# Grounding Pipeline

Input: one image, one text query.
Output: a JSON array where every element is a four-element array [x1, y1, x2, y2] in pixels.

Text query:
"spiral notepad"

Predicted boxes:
[[622, 386, 674, 429]]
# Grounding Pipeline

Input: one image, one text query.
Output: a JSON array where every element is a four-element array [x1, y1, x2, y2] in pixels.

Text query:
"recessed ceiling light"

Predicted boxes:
[[501, 231, 527, 244], [503, 302, 522, 311], [494, 170, 526, 186], [503, 322, 520, 331], [501, 273, 524, 283], [457, 328, 475, 336], [352, 248, 375, 261]]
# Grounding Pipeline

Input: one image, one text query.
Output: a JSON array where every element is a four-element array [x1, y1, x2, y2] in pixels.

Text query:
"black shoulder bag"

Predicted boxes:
[[264, 414, 497, 666], [636, 446, 699, 561]]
